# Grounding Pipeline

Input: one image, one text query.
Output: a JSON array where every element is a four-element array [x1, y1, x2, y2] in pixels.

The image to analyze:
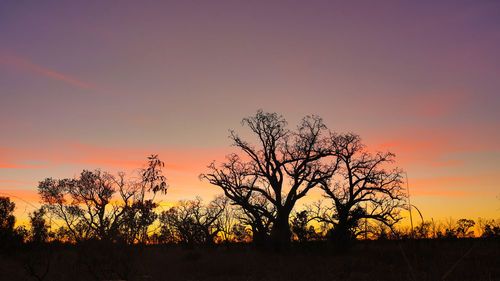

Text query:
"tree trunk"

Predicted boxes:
[[328, 213, 354, 251], [271, 211, 291, 251]]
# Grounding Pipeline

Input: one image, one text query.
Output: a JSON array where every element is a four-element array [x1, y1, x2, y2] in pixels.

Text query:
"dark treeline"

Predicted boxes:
[[1, 111, 499, 253]]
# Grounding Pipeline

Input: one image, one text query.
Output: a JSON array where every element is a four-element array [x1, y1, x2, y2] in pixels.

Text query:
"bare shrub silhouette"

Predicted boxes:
[[159, 197, 225, 246]]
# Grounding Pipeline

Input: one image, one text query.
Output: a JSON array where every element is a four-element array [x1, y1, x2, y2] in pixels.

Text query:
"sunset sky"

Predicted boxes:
[[1, 1, 499, 223]]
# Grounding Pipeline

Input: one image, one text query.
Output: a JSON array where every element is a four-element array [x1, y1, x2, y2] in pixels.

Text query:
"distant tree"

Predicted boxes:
[[231, 223, 252, 243], [29, 207, 49, 243], [212, 195, 235, 243], [201, 110, 336, 249], [159, 197, 224, 245], [456, 218, 475, 238], [414, 221, 432, 239], [316, 133, 406, 245], [291, 210, 316, 242], [443, 217, 456, 238], [375, 222, 390, 240], [482, 222, 500, 238]]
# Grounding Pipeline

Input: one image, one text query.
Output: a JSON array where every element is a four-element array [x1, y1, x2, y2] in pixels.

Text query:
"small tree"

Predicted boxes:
[[291, 210, 316, 242], [0, 196, 20, 249], [456, 218, 475, 238], [29, 207, 49, 243], [0, 196, 15, 234], [159, 197, 224, 245], [482, 222, 500, 238]]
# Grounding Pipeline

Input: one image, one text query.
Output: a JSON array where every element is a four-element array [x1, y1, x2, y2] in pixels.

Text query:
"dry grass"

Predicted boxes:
[[1, 239, 498, 281]]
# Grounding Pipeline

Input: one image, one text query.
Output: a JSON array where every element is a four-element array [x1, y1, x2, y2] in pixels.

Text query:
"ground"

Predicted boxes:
[[1, 239, 498, 281]]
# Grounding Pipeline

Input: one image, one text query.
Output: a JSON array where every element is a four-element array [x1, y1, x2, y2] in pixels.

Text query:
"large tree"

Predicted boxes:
[[201, 110, 336, 249], [315, 133, 406, 245]]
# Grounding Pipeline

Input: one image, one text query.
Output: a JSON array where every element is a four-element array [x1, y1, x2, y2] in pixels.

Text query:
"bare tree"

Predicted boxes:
[[316, 133, 406, 245], [212, 195, 236, 243], [159, 197, 224, 245], [201, 110, 336, 249]]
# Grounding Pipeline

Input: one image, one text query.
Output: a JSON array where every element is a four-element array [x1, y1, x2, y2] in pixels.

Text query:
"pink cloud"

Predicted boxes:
[[0, 53, 114, 96], [408, 174, 499, 197]]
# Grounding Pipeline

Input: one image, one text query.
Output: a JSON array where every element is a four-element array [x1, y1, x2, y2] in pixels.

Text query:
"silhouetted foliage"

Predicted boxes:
[[37, 155, 167, 243], [29, 207, 49, 243], [159, 197, 224, 246], [456, 218, 475, 238], [201, 110, 336, 249], [482, 223, 500, 238], [291, 210, 316, 242], [0, 196, 16, 233], [231, 223, 252, 243], [120, 155, 167, 243], [0, 196, 24, 251]]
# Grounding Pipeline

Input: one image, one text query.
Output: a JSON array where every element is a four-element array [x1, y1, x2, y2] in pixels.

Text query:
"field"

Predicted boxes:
[[1, 239, 499, 281]]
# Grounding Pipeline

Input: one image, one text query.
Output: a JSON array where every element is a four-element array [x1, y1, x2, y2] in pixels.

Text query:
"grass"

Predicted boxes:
[[1, 239, 498, 281]]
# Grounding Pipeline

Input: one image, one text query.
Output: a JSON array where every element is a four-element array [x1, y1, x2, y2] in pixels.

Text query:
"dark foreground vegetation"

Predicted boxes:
[[0, 239, 499, 281]]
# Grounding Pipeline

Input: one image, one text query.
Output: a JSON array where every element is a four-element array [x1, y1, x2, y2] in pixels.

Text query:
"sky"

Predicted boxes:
[[1, 0, 499, 224]]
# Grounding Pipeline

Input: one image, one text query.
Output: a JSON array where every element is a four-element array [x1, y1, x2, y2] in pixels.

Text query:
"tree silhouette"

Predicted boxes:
[[0, 196, 15, 233], [201, 110, 336, 249], [159, 197, 224, 245], [29, 207, 49, 243], [315, 133, 406, 245], [0, 196, 18, 250], [291, 210, 316, 242], [38, 170, 124, 241], [38, 155, 167, 243], [120, 154, 168, 243], [456, 218, 475, 238]]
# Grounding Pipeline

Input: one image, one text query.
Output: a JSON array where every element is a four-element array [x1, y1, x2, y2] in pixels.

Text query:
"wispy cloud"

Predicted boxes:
[[409, 174, 500, 197], [0, 53, 114, 95]]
